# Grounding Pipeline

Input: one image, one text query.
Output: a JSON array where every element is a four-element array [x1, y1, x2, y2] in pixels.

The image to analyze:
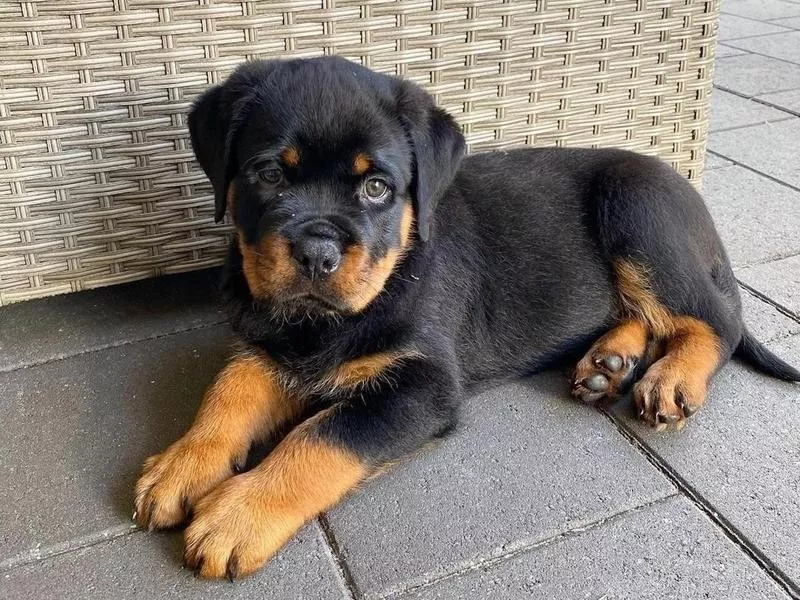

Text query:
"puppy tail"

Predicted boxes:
[[734, 328, 800, 382]]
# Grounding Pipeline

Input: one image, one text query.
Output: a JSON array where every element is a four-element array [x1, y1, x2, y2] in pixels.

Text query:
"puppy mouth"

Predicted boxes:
[[286, 292, 346, 314]]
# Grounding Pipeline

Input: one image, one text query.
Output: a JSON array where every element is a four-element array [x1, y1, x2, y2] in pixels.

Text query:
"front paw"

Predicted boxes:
[[134, 436, 243, 530], [184, 475, 303, 579]]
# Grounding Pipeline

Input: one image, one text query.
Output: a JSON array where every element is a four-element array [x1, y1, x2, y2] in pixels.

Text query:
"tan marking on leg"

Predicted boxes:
[[134, 352, 295, 529], [353, 152, 371, 175], [280, 146, 300, 168], [613, 259, 675, 338], [239, 232, 296, 300], [634, 316, 722, 429], [185, 414, 366, 579]]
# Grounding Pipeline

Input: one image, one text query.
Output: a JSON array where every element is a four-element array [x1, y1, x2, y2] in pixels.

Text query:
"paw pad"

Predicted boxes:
[[584, 373, 610, 392], [573, 351, 637, 404], [596, 354, 623, 373]]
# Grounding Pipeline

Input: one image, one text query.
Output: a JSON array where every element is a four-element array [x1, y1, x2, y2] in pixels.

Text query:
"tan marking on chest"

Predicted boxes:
[[323, 349, 422, 392]]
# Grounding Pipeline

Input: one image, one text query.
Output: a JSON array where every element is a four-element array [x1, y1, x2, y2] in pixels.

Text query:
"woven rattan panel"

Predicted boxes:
[[0, 0, 719, 304]]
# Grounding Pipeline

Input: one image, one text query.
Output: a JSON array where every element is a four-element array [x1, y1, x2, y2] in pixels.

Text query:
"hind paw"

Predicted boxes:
[[573, 351, 638, 403], [633, 362, 706, 431]]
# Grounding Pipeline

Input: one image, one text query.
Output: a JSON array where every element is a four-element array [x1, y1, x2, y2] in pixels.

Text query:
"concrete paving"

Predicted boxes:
[[400, 497, 791, 600], [2, 1, 800, 598], [328, 377, 674, 597]]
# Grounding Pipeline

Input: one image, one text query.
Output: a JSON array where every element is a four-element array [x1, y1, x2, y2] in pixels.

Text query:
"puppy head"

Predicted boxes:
[[189, 57, 464, 314]]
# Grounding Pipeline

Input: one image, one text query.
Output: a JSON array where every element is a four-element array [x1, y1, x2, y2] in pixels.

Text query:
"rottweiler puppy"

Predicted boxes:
[[134, 56, 800, 579]]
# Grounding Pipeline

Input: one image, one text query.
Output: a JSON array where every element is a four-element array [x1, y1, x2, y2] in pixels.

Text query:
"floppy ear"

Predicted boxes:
[[396, 81, 465, 242], [188, 84, 237, 223]]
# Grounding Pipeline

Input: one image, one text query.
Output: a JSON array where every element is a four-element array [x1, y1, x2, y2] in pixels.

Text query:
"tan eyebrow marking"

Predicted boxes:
[[353, 152, 371, 175], [281, 146, 301, 167]]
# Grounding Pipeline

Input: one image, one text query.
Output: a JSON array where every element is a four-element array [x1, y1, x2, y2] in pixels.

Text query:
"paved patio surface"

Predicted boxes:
[[2, 1, 800, 598]]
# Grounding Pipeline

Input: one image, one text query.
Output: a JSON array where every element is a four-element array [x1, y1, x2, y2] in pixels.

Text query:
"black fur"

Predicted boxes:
[[736, 329, 800, 381], [189, 56, 799, 468]]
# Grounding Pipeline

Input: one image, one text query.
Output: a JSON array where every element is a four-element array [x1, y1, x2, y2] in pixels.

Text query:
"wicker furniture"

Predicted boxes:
[[0, 0, 719, 304]]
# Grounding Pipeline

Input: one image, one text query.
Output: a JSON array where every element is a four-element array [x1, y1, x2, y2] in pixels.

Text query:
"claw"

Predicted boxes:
[[193, 557, 204, 578], [226, 555, 239, 582], [140, 495, 155, 530], [657, 412, 679, 424]]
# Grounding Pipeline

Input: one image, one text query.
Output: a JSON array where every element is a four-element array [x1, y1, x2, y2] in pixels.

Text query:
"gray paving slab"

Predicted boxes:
[[609, 333, 800, 584], [716, 43, 752, 58], [714, 53, 800, 95], [709, 89, 791, 132], [702, 165, 800, 267], [758, 87, 800, 113], [704, 152, 734, 169], [0, 526, 345, 600], [709, 118, 800, 188], [771, 15, 800, 28], [326, 374, 675, 598], [727, 31, 800, 64], [721, 0, 800, 21], [740, 286, 800, 342], [737, 254, 800, 314], [0, 268, 225, 372], [399, 496, 791, 600], [719, 13, 792, 41], [0, 324, 234, 561]]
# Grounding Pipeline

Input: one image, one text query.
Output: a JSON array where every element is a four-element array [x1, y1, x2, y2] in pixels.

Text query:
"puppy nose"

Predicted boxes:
[[291, 236, 342, 280]]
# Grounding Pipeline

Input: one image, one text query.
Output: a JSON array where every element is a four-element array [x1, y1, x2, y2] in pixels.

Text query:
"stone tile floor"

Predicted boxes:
[[2, 1, 800, 598]]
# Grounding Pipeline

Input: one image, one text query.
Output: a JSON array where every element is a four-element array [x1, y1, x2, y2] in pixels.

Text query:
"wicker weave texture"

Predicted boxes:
[[0, 0, 719, 304]]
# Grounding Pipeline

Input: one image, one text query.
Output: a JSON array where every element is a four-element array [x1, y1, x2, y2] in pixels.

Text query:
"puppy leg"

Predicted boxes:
[[588, 156, 744, 427], [134, 353, 293, 530], [573, 319, 656, 403], [634, 316, 722, 430], [184, 358, 457, 579]]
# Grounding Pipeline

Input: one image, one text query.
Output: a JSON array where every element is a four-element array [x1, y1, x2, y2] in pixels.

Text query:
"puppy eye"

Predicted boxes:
[[257, 167, 283, 185], [363, 178, 389, 202]]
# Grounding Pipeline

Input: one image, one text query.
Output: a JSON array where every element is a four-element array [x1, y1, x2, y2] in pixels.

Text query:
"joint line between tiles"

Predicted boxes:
[[736, 250, 800, 271], [705, 149, 800, 195], [713, 84, 800, 119], [711, 117, 795, 134], [0, 524, 140, 573], [717, 46, 800, 70], [317, 515, 363, 600], [598, 409, 800, 600], [737, 281, 800, 324], [0, 319, 228, 374], [374, 493, 679, 600]]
